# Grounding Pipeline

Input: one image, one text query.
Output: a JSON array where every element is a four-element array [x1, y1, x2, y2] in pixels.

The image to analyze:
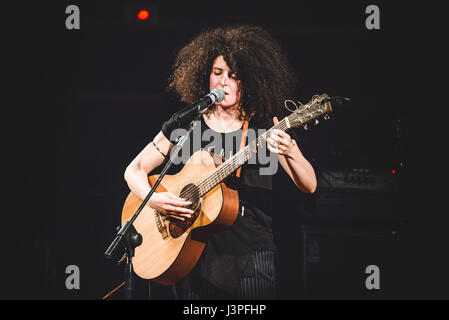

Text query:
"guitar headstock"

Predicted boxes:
[[287, 93, 333, 129]]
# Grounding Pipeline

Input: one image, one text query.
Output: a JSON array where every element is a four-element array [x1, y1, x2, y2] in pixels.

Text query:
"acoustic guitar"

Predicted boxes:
[[121, 94, 333, 284]]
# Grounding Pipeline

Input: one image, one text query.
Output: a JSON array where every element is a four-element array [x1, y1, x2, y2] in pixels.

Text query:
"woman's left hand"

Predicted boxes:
[[267, 117, 295, 157]]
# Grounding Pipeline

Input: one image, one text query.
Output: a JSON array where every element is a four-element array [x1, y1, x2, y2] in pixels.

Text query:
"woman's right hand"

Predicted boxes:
[[148, 192, 194, 221]]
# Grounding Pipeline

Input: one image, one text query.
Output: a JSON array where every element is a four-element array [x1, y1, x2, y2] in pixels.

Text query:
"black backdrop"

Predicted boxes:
[[7, 0, 447, 300]]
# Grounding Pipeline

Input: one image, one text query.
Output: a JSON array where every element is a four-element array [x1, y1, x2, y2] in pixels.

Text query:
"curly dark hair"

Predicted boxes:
[[167, 25, 298, 128]]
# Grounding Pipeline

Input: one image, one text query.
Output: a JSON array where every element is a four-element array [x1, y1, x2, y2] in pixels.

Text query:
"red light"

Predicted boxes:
[[391, 169, 396, 174], [137, 10, 149, 20]]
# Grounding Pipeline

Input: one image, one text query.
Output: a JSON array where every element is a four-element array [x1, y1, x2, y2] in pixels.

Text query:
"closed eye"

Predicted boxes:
[[212, 68, 238, 80]]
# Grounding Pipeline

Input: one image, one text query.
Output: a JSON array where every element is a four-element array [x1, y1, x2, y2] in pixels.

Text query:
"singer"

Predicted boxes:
[[124, 25, 317, 299]]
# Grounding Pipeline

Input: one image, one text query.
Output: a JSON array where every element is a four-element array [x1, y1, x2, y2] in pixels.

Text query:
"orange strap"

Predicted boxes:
[[236, 120, 249, 178]]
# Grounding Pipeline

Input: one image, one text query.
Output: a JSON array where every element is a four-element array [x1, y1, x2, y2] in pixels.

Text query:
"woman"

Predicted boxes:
[[124, 25, 316, 299]]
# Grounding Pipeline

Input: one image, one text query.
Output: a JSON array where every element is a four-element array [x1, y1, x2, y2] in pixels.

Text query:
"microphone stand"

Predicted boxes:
[[104, 112, 203, 299], [119, 223, 142, 300]]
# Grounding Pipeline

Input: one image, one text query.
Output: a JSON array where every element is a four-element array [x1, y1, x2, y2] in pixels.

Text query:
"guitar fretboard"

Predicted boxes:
[[197, 117, 290, 197], [194, 95, 329, 196]]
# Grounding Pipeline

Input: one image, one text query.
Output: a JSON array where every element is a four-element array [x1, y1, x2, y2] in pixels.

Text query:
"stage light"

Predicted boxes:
[[137, 9, 149, 20], [124, 3, 159, 25]]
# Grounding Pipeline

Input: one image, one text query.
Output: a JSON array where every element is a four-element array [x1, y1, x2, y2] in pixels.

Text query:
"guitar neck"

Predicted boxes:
[[197, 116, 291, 197]]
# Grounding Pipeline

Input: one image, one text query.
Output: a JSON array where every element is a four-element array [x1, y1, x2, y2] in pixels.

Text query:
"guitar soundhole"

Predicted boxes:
[[168, 183, 201, 238]]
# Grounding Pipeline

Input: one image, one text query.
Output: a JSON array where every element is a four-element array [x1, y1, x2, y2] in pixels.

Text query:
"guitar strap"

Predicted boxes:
[[235, 119, 249, 178]]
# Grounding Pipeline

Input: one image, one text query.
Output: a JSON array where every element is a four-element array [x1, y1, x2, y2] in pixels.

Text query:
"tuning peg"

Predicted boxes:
[[303, 124, 308, 130], [314, 119, 319, 125], [324, 114, 330, 120]]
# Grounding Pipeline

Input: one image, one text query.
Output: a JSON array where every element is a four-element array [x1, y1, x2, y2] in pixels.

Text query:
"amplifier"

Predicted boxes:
[[318, 169, 399, 192], [315, 169, 400, 221]]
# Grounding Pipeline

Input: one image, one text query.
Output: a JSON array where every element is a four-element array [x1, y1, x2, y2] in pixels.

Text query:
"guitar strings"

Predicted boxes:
[[202, 122, 284, 191], [180, 114, 294, 200], [196, 107, 322, 196], [180, 120, 288, 201], [179, 107, 324, 201], [202, 97, 324, 198]]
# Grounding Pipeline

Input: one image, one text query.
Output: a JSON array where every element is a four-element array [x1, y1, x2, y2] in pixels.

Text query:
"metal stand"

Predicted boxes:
[[104, 115, 202, 299], [121, 224, 142, 299]]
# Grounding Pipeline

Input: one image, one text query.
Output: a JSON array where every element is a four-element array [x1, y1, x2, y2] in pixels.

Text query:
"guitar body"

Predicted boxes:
[[121, 150, 240, 285]]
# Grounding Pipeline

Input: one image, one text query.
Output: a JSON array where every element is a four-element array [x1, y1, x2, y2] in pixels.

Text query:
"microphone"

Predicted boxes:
[[169, 88, 225, 127]]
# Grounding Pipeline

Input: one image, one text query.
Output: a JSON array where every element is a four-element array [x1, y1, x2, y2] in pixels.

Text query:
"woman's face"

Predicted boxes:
[[209, 55, 242, 109]]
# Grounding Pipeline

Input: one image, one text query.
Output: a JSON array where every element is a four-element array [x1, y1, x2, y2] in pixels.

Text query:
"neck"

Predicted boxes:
[[213, 104, 241, 121]]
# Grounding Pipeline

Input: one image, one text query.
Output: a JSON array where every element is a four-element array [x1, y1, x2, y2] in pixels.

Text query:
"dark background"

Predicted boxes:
[[6, 0, 447, 300]]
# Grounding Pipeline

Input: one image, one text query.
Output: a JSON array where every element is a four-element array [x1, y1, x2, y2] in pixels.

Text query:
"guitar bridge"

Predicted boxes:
[[154, 211, 169, 239]]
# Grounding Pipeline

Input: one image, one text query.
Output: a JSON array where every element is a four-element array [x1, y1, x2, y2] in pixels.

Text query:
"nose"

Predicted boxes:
[[219, 74, 228, 87]]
